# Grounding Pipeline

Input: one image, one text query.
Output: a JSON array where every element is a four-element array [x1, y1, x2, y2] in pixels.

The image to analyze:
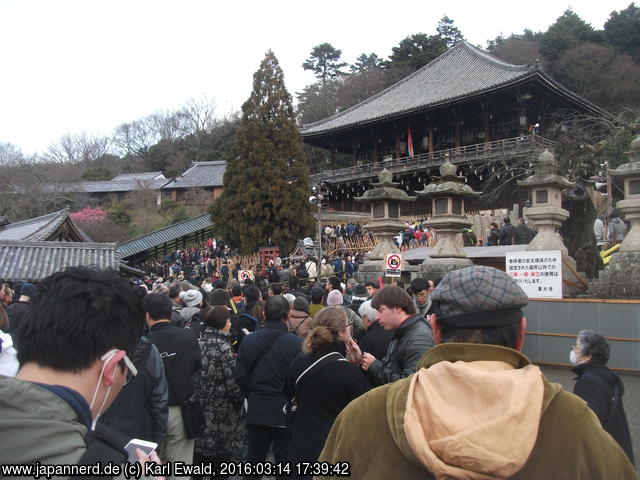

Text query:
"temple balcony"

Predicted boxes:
[[310, 134, 557, 186]]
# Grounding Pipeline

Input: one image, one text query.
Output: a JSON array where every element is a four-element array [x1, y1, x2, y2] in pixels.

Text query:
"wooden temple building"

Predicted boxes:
[[301, 42, 608, 213]]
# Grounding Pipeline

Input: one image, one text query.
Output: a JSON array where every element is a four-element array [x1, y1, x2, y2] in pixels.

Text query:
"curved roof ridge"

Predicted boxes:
[[458, 41, 531, 72], [302, 41, 534, 133], [193, 160, 226, 165], [302, 45, 471, 130]]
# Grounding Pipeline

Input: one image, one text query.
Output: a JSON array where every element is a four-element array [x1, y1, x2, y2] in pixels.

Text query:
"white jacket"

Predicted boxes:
[[0, 331, 19, 377]]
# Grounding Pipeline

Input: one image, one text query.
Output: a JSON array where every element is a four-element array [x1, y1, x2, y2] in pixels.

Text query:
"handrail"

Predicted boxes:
[[311, 134, 556, 182]]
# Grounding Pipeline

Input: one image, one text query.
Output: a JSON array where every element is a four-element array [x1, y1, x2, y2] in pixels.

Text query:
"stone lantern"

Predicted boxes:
[[354, 169, 416, 282], [590, 136, 640, 298], [416, 160, 481, 279], [517, 149, 575, 254], [608, 135, 640, 252]]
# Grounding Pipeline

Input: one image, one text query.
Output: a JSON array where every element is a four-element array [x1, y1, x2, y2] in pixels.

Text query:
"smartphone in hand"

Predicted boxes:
[[124, 439, 157, 463]]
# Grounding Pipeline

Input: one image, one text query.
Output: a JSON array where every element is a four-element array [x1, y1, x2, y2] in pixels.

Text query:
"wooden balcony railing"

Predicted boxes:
[[311, 134, 556, 184]]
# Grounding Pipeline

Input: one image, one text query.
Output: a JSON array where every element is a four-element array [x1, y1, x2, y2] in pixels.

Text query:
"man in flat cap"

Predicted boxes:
[[317, 266, 637, 480]]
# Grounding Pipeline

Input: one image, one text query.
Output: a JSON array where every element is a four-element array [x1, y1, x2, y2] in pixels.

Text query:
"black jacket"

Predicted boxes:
[[573, 363, 634, 464], [7, 301, 31, 343], [234, 321, 303, 427], [366, 315, 433, 386], [487, 227, 500, 246], [516, 222, 536, 244], [359, 321, 394, 363], [100, 338, 169, 443], [285, 348, 369, 468], [147, 321, 201, 405], [499, 223, 517, 245]]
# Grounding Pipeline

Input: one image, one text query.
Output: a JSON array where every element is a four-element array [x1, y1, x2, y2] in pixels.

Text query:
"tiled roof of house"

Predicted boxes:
[[0, 240, 118, 281], [0, 207, 91, 242], [301, 42, 605, 137], [46, 172, 168, 194], [161, 161, 226, 189], [117, 214, 214, 259], [111, 172, 165, 181]]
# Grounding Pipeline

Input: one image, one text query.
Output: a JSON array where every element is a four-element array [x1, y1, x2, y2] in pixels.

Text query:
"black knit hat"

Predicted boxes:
[[209, 288, 232, 306]]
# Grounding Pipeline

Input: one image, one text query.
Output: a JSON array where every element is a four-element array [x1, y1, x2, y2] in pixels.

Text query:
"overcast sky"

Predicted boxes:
[[0, 0, 633, 155]]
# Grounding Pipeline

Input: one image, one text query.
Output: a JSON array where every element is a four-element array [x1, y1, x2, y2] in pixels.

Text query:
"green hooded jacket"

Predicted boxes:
[[318, 343, 638, 480]]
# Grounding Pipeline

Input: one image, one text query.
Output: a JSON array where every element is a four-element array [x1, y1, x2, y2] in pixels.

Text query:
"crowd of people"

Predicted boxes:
[[0, 260, 636, 478], [394, 216, 539, 251]]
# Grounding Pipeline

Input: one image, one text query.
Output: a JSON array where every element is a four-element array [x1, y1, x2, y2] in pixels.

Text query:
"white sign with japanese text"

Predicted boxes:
[[505, 250, 562, 299]]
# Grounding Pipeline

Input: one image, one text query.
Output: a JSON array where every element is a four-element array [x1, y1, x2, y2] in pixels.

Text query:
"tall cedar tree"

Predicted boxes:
[[209, 51, 314, 254]]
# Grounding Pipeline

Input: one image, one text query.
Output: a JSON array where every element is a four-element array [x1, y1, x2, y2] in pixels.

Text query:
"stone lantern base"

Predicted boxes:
[[589, 252, 640, 298], [419, 257, 473, 283], [616, 198, 640, 252]]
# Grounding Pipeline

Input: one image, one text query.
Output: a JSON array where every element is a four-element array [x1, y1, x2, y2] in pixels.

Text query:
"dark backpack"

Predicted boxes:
[[70, 423, 128, 480], [238, 312, 260, 330]]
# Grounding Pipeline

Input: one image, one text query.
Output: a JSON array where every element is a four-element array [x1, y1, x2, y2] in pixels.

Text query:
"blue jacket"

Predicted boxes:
[[234, 321, 303, 427]]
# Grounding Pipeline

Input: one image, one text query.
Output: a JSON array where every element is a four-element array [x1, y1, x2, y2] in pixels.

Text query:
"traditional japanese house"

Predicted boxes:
[[161, 161, 226, 205], [45, 171, 168, 206], [301, 41, 608, 213]]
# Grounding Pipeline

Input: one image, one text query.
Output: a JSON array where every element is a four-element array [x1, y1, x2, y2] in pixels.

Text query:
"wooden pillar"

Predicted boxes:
[[352, 142, 358, 166], [395, 135, 401, 159], [428, 125, 434, 153], [331, 150, 336, 170], [455, 122, 461, 149], [372, 140, 379, 165], [484, 113, 491, 143]]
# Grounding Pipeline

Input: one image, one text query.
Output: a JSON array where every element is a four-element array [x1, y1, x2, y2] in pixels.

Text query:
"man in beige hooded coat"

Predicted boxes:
[[318, 266, 637, 480]]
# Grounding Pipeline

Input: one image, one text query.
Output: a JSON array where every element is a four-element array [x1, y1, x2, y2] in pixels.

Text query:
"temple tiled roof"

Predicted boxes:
[[0, 208, 91, 242], [162, 161, 226, 189], [0, 240, 118, 281], [117, 213, 214, 259], [302, 42, 605, 137]]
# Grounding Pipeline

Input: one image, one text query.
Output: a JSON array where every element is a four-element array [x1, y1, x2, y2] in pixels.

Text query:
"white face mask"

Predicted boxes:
[[88, 349, 119, 430], [569, 350, 578, 365]]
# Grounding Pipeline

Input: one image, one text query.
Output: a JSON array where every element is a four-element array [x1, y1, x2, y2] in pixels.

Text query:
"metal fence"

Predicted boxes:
[[522, 299, 640, 372]]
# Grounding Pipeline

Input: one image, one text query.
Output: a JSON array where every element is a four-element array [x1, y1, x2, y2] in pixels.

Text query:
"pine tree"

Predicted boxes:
[[209, 50, 314, 254], [436, 16, 465, 47], [302, 43, 347, 86]]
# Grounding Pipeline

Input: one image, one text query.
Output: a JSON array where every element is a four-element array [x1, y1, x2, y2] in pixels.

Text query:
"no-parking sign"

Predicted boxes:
[[238, 269, 254, 283], [385, 253, 402, 277]]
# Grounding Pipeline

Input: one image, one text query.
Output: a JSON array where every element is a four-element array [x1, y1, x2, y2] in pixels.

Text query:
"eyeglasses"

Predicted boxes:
[[345, 322, 354, 328], [119, 355, 137, 386], [101, 349, 138, 386]]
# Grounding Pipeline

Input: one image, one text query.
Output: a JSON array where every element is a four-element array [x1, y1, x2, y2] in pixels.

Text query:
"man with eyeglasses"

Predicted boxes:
[[0, 267, 158, 468], [410, 277, 435, 320]]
